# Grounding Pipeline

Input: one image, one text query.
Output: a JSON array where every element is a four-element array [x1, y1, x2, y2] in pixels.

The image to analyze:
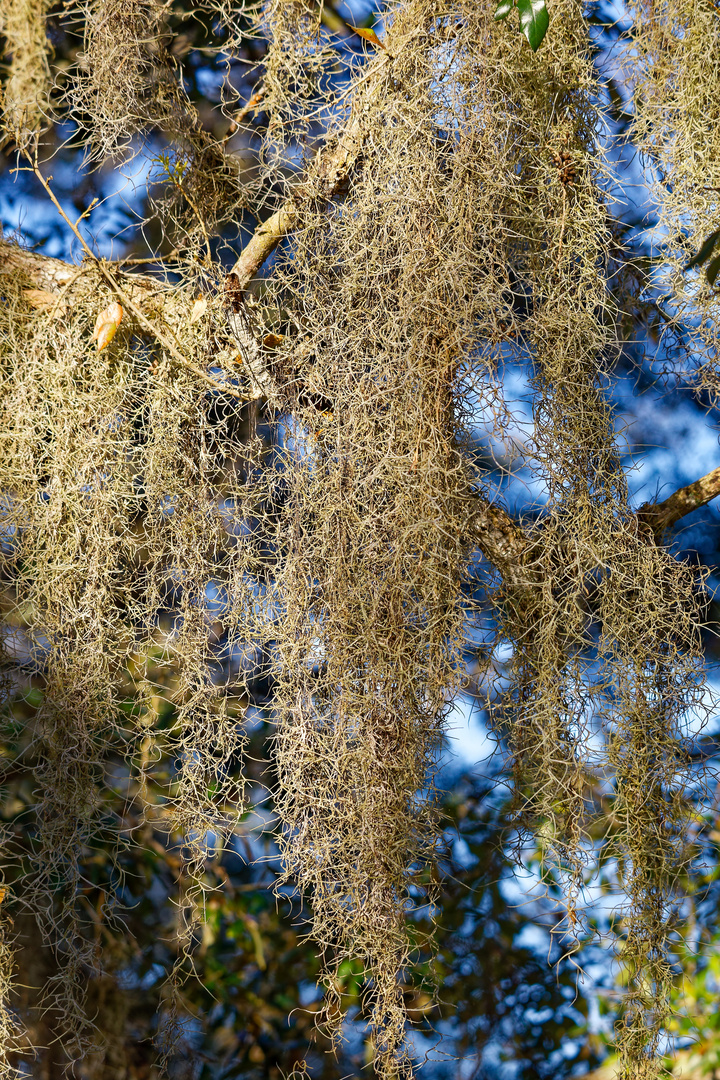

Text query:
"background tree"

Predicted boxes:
[[1, 1, 720, 1079]]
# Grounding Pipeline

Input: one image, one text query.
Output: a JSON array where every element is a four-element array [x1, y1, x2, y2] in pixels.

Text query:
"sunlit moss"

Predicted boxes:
[[627, 0, 720, 393], [0, 0, 713, 1077], [1, 0, 53, 144]]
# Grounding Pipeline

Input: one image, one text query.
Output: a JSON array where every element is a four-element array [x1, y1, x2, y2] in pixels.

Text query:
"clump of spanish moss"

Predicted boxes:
[[67, 0, 252, 246], [0, 0, 714, 1076], [139, 344, 253, 1040], [599, 537, 704, 1080], [448, 2, 705, 1073], [1, 0, 53, 144], [624, 0, 720, 395], [476, 11, 619, 918], [253, 0, 341, 160], [261, 0, 504, 1065], [0, 258, 270, 1065], [73, 0, 172, 160]]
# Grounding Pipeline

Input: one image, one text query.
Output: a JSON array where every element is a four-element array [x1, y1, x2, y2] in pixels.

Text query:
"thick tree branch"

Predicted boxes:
[[471, 460, 720, 584], [468, 499, 535, 589], [0, 240, 86, 293], [637, 465, 720, 536]]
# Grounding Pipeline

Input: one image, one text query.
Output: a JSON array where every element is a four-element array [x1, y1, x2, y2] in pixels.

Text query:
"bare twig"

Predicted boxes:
[[224, 86, 267, 143]]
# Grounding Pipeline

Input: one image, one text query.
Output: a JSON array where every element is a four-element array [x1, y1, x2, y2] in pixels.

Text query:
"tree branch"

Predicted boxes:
[[468, 499, 535, 589], [0, 240, 88, 293], [469, 459, 720, 585], [637, 466, 720, 536], [229, 47, 393, 288]]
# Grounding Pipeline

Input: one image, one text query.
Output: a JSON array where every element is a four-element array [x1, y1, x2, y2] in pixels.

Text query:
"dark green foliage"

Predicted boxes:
[[493, 0, 550, 50]]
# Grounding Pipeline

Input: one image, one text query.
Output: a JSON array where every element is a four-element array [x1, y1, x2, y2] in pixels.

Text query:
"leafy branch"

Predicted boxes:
[[494, 0, 550, 51]]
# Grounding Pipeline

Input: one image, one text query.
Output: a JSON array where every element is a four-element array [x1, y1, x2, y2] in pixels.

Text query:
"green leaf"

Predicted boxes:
[[706, 253, 720, 287], [517, 0, 549, 50], [685, 228, 720, 271], [494, 0, 514, 20]]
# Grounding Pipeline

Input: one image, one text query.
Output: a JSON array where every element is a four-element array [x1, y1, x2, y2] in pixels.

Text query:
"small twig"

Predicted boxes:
[[223, 86, 267, 145], [74, 196, 99, 227], [29, 158, 249, 403], [118, 250, 180, 266]]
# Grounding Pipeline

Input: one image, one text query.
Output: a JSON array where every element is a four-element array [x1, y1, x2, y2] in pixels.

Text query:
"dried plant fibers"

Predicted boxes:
[[65, 0, 252, 244], [0, 267, 265, 1068], [625, 0, 720, 391], [0, 0, 712, 1077], [0, 0, 54, 142], [257, 0, 337, 153]]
